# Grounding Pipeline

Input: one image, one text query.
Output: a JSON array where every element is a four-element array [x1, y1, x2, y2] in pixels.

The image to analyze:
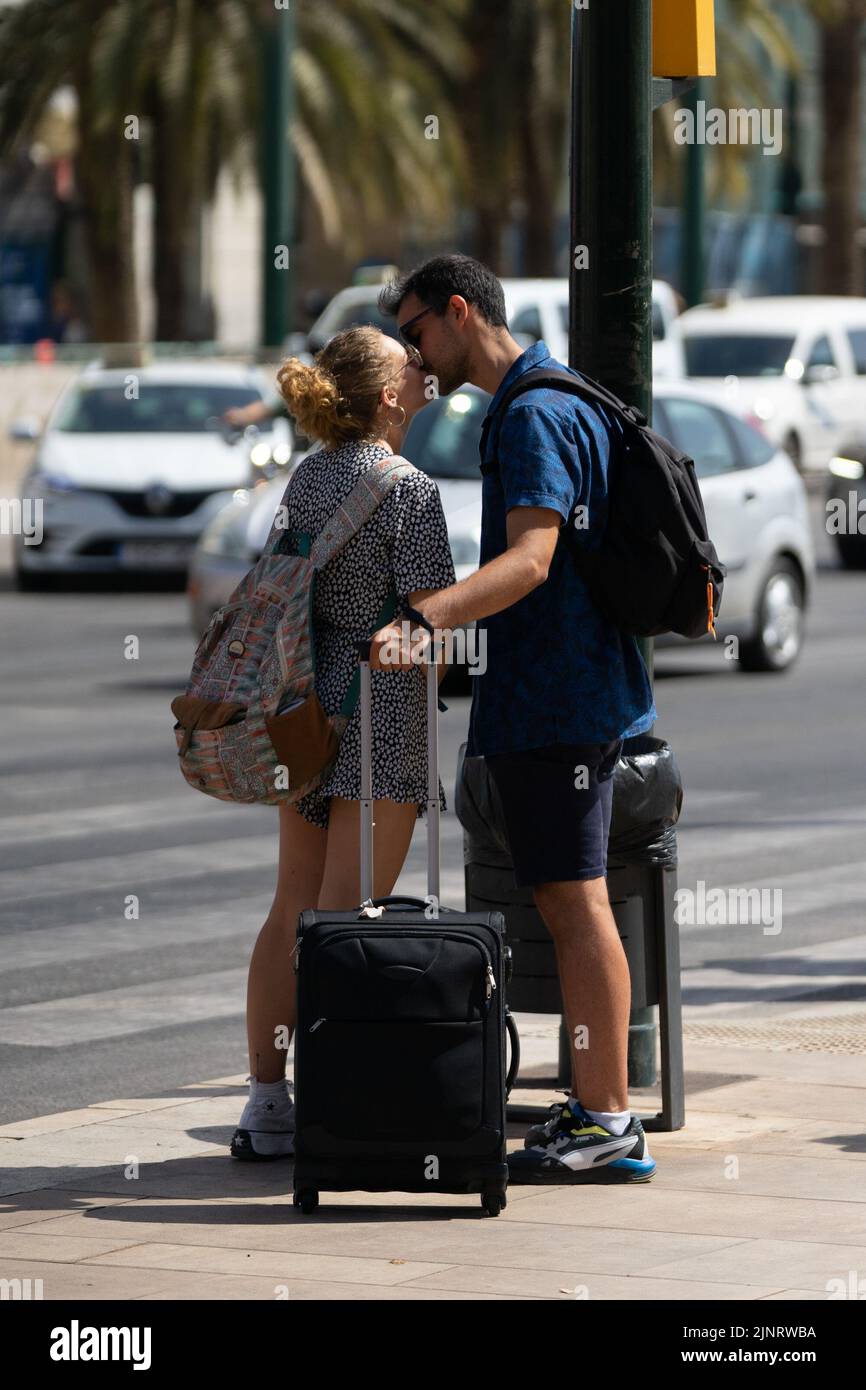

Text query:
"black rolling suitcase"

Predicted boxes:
[[292, 639, 516, 1215]]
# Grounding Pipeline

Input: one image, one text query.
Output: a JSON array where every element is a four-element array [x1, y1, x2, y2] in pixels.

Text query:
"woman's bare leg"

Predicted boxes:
[[246, 803, 327, 1082], [317, 797, 419, 909]]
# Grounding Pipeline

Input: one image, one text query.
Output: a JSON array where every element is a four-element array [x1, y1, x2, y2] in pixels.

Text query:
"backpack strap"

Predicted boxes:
[[309, 455, 418, 570], [337, 588, 399, 718], [480, 366, 646, 458]]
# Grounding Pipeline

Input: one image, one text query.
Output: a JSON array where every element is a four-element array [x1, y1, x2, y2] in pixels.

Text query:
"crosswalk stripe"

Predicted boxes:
[[0, 967, 249, 1046], [0, 835, 281, 904], [0, 796, 258, 848]]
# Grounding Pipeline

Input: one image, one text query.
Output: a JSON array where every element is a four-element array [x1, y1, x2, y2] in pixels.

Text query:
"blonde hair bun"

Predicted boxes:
[[276, 325, 396, 449], [276, 359, 342, 444]]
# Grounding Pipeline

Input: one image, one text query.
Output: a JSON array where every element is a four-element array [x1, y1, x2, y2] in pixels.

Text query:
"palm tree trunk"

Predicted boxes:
[[75, 68, 138, 342], [463, 0, 513, 273], [152, 96, 204, 341], [518, 113, 556, 275], [818, 5, 865, 295]]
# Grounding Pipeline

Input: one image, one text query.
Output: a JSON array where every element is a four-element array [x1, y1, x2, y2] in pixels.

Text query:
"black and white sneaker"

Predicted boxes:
[[523, 1092, 572, 1149], [509, 1099, 656, 1184], [230, 1074, 295, 1161]]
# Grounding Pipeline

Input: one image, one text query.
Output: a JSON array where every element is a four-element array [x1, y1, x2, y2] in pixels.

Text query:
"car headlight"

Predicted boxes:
[[829, 455, 865, 480], [24, 470, 81, 495], [450, 533, 480, 567]]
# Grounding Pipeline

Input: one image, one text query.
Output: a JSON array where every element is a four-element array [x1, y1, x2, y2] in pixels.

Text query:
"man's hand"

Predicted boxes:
[[368, 620, 435, 671], [368, 587, 446, 672]]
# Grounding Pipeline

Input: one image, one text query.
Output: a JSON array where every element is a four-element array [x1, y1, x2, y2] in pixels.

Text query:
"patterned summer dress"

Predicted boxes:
[[283, 438, 457, 828]]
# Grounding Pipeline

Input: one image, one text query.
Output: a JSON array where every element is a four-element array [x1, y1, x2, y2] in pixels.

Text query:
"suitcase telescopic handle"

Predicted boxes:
[[355, 633, 441, 909]]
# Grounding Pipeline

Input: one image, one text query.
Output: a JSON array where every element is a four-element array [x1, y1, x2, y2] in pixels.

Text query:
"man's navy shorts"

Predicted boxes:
[[485, 739, 623, 889]]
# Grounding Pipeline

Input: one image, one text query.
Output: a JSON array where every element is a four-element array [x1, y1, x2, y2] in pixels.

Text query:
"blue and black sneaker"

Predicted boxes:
[[509, 1099, 656, 1184]]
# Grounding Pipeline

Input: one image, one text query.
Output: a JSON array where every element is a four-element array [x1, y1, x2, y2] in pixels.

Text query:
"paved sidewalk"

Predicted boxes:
[[1, 1008, 865, 1301]]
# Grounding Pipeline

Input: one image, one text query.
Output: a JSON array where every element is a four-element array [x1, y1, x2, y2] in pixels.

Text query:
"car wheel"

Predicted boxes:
[[783, 432, 803, 473], [737, 559, 804, 673]]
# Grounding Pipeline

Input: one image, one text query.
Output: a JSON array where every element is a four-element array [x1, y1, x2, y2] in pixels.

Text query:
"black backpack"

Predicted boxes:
[[483, 367, 727, 640]]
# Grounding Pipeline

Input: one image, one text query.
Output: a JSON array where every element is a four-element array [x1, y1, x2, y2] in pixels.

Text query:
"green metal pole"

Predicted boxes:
[[681, 79, 706, 308], [259, 2, 295, 351], [570, 0, 656, 1087]]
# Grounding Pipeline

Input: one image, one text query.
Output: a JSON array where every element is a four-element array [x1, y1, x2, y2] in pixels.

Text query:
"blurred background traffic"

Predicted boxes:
[[3, 0, 866, 672]]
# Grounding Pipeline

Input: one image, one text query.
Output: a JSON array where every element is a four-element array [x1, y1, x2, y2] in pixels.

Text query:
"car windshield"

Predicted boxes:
[[683, 333, 796, 377], [53, 383, 269, 433], [310, 300, 399, 347], [402, 389, 489, 479]]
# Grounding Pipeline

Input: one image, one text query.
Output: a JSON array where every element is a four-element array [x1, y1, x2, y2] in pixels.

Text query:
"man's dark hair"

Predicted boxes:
[[378, 254, 508, 328]]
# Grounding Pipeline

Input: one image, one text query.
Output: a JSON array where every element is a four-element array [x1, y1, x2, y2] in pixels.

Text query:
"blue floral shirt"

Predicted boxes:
[[465, 341, 656, 757]]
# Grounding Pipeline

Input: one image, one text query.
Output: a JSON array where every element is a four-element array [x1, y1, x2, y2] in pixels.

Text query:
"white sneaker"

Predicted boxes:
[[230, 1074, 295, 1161]]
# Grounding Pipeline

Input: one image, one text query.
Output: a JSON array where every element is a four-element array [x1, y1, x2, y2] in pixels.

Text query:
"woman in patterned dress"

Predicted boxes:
[[232, 326, 456, 1160]]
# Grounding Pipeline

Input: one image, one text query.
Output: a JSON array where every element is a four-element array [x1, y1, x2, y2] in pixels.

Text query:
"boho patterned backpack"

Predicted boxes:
[[170, 455, 417, 805]]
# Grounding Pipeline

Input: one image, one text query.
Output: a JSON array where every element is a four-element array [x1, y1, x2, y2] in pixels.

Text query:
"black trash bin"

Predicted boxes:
[[455, 735, 685, 1131]]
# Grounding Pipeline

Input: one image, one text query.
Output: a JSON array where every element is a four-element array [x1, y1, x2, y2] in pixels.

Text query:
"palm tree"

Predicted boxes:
[[294, 0, 468, 251], [0, 0, 140, 342], [459, 0, 569, 275], [0, 0, 469, 341]]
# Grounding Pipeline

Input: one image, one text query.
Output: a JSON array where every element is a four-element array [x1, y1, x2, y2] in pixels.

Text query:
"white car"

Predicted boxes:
[[189, 380, 814, 673], [671, 295, 866, 473], [303, 280, 682, 378], [651, 380, 814, 671], [12, 361, 291, 588], [504, 278, 683, 379]]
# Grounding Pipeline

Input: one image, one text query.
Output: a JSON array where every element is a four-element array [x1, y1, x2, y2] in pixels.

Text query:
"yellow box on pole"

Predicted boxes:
[[653, 0, 716, 78]]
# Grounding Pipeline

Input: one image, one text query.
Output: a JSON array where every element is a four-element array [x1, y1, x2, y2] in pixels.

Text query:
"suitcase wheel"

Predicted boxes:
[[293, 1188, 319, 1215], [481, 1189, 507, 1217]]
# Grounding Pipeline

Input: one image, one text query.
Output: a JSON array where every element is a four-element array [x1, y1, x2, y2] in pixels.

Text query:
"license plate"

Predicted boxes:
[[118, 541, 193, 568]]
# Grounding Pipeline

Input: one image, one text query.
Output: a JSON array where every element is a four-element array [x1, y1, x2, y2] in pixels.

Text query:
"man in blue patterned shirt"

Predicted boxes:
[[374, 255, 657, 1184]]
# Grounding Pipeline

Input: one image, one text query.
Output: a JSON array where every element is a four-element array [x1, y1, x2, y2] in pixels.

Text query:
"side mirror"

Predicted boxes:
[[8, 416, 42, 442], [803, 363, 840, 386]]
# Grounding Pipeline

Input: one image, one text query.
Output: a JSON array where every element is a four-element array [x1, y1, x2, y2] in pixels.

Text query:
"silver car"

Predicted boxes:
[[12, 361, 291, 589]]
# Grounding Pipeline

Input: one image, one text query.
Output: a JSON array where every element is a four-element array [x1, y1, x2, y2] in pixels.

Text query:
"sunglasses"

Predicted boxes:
[[398, 305, 435, 358], [384, 348, 420, 383]]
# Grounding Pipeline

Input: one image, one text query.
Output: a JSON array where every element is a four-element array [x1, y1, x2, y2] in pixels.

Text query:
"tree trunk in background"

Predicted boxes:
[[151, 95, 204, 341], [818, 5, 864, 294], [75, 71, 138, 342], [518, 112, 555, 275], [514, 2, 568, 277], [463, 0, 513, 274]]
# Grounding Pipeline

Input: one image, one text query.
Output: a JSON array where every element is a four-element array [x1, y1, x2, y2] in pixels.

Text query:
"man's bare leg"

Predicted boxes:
[[532, 876, 630, 1112]]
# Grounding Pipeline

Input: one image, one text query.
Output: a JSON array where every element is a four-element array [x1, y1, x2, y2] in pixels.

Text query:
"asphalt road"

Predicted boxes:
[[1, 491, 864, 1123]]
